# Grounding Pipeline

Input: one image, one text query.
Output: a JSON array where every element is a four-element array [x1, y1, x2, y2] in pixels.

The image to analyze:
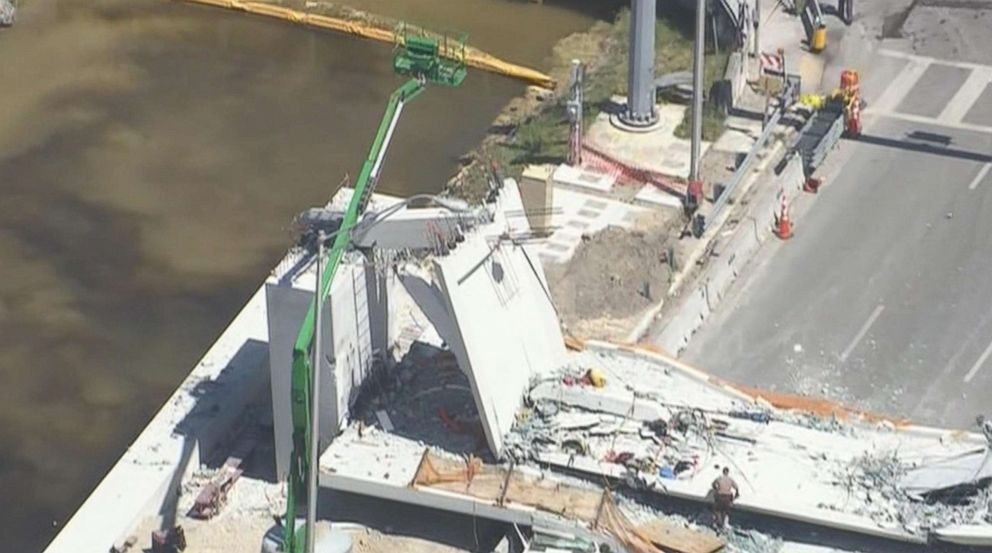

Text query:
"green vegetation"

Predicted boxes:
[[674, 102, 727, 141], [480, 6, 731, 185]]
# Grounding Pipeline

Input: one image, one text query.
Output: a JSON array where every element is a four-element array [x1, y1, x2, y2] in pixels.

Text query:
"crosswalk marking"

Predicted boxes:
[[879, 48, 991, 71], [939, 67, 992, 124], [969, 163, 992, 191], [871, 49, 992, 132], [871, 57, 931, 114]]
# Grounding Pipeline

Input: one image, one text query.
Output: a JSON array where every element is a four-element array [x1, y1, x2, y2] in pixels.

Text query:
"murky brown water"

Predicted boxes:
[[0, 0, 615, 550]]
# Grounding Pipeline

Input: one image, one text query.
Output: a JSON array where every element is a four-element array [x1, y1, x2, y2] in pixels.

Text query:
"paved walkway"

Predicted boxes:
[[533, 185, 651, 265]]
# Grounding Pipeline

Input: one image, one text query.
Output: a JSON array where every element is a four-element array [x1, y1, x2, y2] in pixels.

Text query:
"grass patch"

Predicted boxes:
[[501, 7, 729, 175], [674, 100, 728, 141], [451, 5, 732, 202]]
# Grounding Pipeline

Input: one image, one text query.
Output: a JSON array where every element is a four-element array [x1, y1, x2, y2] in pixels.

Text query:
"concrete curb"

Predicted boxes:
[[654, 154, 805, 354], [624, 137, 788, 345]]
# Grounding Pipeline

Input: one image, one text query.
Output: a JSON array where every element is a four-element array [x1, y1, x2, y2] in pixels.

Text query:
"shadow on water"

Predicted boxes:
[[161, 338, 271, 529], [0, 0, 617, 550]]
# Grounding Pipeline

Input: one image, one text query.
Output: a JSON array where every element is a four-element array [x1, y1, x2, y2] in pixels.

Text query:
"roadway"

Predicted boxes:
[[675, 40, 992, 427]]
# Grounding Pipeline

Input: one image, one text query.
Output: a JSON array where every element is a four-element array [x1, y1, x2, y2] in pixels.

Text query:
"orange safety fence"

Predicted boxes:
[[732, 384, 912, 427], [172, 0, 556, 89], [411, 451, 723, 553]]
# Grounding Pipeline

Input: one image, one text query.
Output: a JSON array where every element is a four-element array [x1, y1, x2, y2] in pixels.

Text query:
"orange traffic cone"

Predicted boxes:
[[776, 198, 793, 240]]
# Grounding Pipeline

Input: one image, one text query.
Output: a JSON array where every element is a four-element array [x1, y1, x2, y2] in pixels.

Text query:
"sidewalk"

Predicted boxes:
[[538, 1, 862, 346], [629, 0, 866, 347]]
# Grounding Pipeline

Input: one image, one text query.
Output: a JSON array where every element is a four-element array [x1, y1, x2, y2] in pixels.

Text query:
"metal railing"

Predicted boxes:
[[705, 78, 799, 231]]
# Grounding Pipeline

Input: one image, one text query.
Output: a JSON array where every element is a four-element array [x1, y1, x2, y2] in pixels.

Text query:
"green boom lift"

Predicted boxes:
[[277, 27, 466, 553]]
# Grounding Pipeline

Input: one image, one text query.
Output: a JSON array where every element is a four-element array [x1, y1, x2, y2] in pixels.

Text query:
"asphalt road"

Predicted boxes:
[[677, 47, 992, 428]]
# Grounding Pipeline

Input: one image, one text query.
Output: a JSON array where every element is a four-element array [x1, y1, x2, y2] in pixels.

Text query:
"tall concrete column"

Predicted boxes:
[[620, 0, 658, 127]]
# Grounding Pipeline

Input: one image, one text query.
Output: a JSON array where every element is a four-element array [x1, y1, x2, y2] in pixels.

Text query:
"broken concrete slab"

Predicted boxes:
[[899, 447, 992, 497], [511, 344, 992, 545], [399, 179, 565, 456], [432, 233, 564, 455]]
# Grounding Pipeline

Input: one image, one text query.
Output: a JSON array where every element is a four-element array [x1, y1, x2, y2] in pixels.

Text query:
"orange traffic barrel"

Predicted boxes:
[[841, 69, 860, 90]]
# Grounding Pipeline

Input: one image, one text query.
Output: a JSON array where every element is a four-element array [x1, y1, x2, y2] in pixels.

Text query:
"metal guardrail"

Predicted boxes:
[[796, 104, 844, 176], [704, 78, 800, 232]]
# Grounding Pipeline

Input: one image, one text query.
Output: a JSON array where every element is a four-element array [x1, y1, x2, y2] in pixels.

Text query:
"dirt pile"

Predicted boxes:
[[545, 216, 679, 340]]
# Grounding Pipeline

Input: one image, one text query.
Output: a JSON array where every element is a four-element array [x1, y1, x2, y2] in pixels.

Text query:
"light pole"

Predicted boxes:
[[689, 0, 706, 182], [620, 0, 659, 127]]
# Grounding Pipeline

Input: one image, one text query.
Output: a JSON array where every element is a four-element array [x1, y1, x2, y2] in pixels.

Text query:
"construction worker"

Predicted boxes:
[[711, 467, 740, 529]]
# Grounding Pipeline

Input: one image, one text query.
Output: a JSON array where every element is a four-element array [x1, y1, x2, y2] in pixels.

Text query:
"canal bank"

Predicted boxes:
[[0, 1, 612, 550]]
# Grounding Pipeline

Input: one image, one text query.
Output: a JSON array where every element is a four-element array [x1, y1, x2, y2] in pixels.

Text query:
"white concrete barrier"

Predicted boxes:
[[656, 154, 806, 355]]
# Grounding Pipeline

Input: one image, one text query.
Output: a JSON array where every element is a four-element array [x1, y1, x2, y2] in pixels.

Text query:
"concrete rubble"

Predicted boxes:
[[0, 0, 14, 27], [44, 179, 992, 552], [497, 345, 992, 543], [320, 336, 992, 551]]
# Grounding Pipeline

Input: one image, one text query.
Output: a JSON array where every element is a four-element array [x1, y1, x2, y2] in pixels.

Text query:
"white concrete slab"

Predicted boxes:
[[585, 103, 711, 180], [899, 448, 992, 497], [316, 342, 992, 548], [522, 344, 992, 544], [397, 180, 565, 455], [267, 254, 387, 478], [552, 164, 616, 194], [633, 185, 683, 209], [432, 234, 564, 454]]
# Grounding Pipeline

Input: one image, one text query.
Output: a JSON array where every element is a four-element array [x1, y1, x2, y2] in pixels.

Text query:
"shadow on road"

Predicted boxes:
[[855, 133, 992, 164]]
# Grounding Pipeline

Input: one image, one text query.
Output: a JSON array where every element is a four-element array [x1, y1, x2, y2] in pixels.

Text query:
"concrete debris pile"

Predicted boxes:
[[178, 468, 284, 520], [0, 0, 14, 27], [352, 345, 484, 455], [506, 367, 740, 492], [495, 344, 992, 545], [826, 450, 992, 535]]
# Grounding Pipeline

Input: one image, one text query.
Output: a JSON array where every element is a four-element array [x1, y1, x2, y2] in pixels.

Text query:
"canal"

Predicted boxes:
[[0, 0, 617, 549]]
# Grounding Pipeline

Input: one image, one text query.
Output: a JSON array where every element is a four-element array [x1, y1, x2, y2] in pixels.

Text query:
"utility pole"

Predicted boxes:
[[753, 0, 761, 58], [690, 0, 706, 182], [567, 59, 585, 166], [305, 233, 325, 553]]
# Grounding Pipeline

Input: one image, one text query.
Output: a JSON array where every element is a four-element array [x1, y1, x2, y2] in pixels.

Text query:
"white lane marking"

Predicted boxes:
[[840, 304, 886, 363], [879, 49, 992, 71], [870, 58, 931, 114], [866, 110, 992, 134], [969, 163, 992, 190], [964, 338, 992, 383], [939, 67, 992, 124]]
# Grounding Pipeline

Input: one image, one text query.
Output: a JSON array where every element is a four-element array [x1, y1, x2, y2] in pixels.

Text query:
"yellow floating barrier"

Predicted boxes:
[[174, 0, 557, 89]]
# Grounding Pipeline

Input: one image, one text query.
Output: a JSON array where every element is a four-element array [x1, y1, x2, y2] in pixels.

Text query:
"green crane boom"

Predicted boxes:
[[281, 29, 466, 553]]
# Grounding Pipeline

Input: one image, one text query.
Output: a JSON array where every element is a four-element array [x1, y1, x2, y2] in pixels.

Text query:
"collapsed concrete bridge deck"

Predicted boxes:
[[43, 180, 992, 553]]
